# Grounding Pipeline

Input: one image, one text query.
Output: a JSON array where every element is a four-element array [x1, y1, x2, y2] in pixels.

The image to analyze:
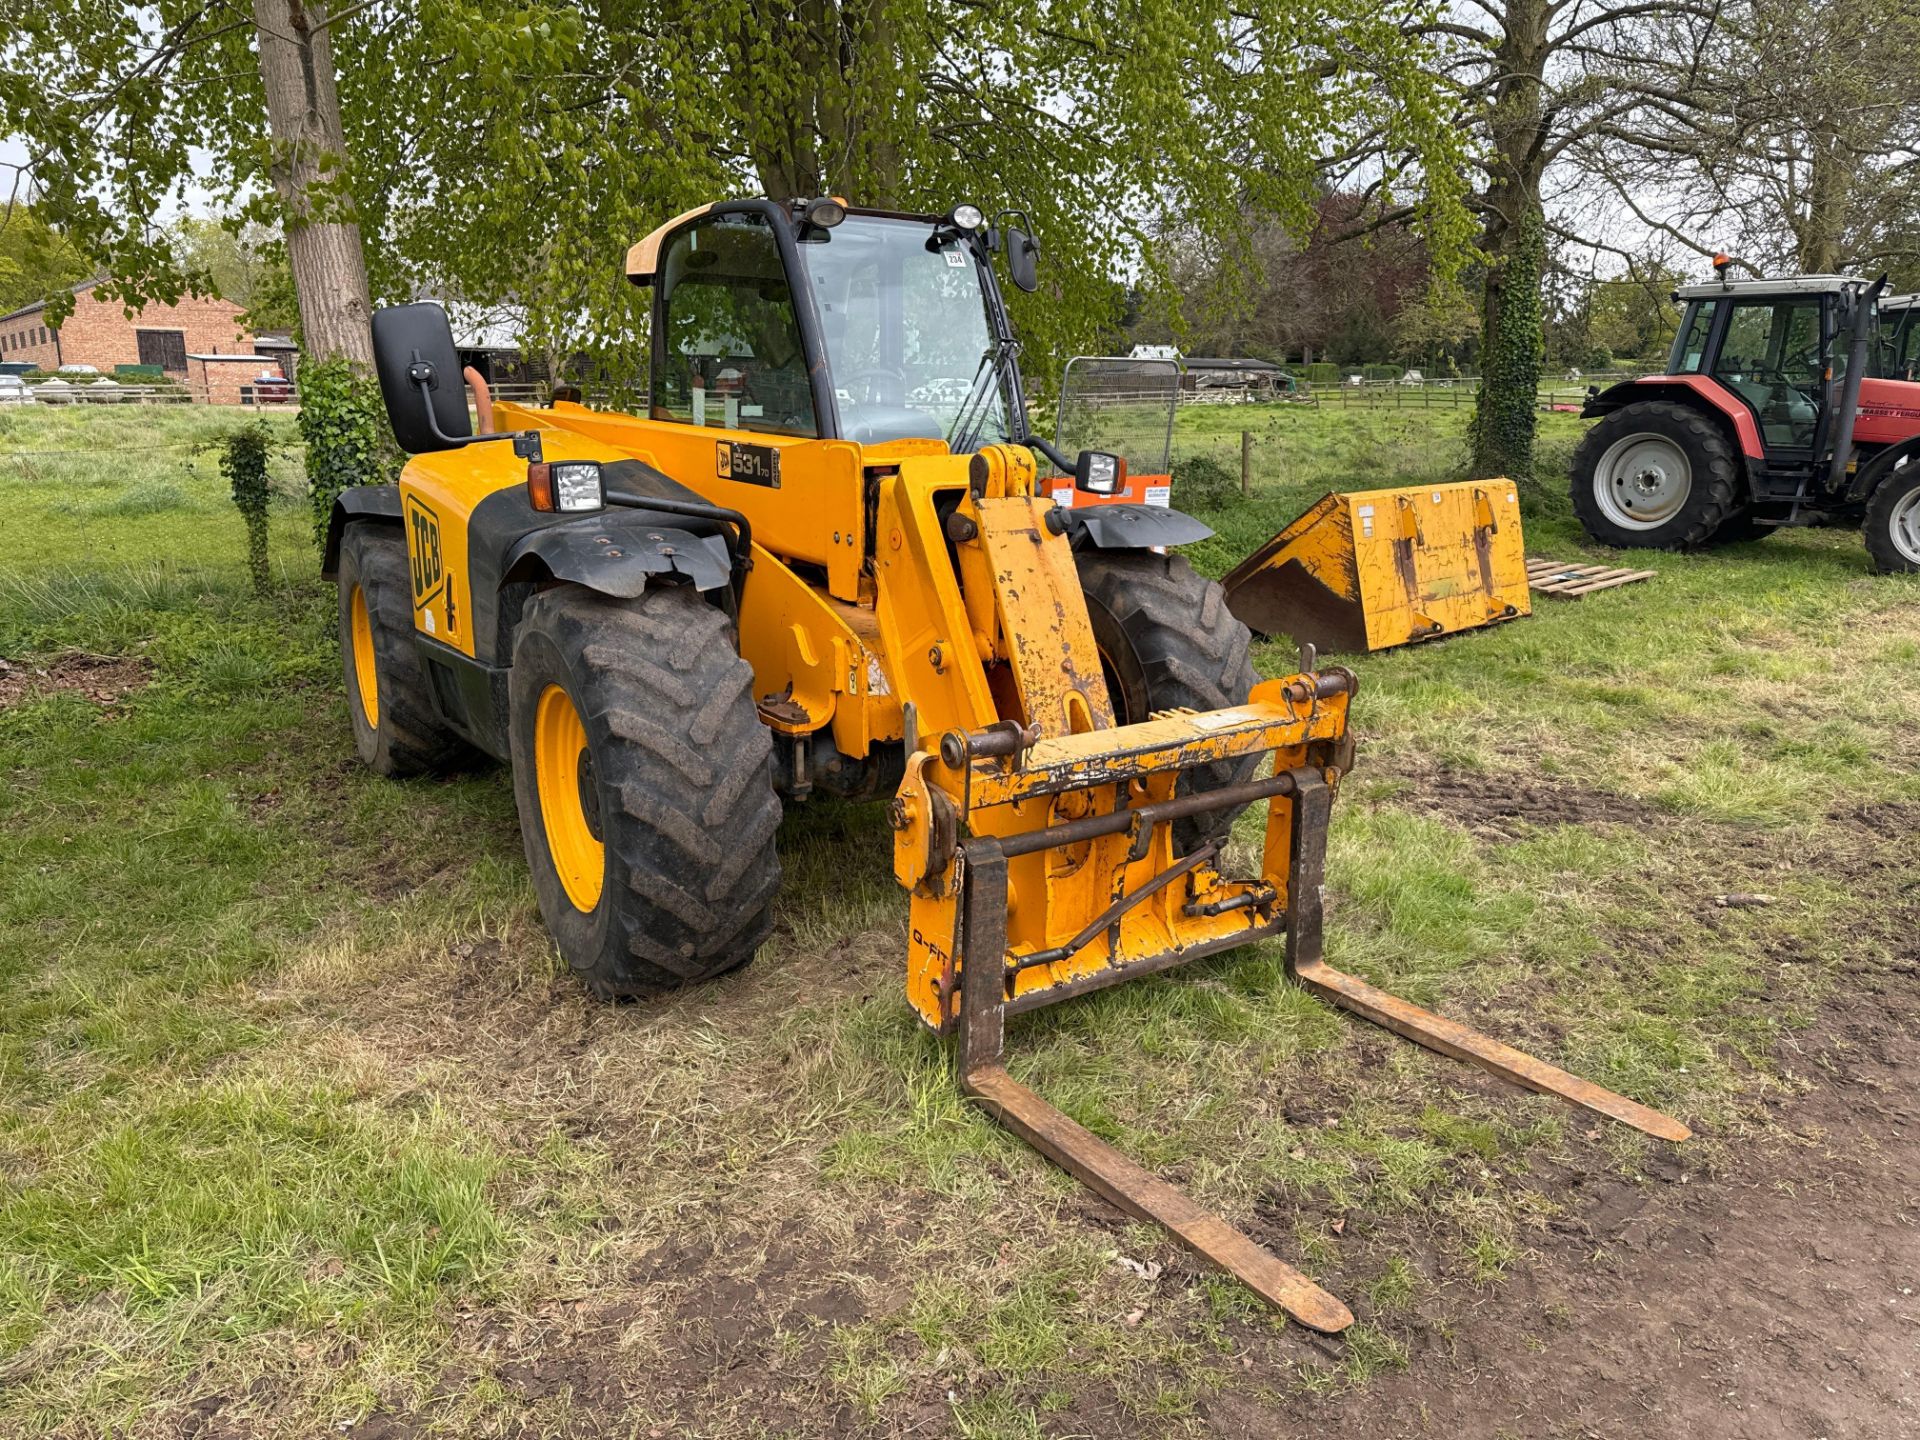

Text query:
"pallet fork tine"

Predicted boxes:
[[955, 841, 1356, 1335], [947, 761, 1689, 1335], [1281, 770, 1692, 1143]]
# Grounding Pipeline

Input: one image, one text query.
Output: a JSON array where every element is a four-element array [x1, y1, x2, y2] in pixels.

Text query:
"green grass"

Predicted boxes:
[[0, 400, 1914, 1436]]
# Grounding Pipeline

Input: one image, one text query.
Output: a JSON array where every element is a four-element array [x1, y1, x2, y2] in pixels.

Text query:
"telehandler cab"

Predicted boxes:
[[1572, 269, 1920, 570], [326, 196, 1686, 1331]]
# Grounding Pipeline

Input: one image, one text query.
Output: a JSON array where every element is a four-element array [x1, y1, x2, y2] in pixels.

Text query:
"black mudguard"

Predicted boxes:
[[1849, 435, 1920, 504], [499, 518, 733, 597], [1579, 379, 1649, 418], [1056, 503, 1213, 552], [321, 484, 403, 577]]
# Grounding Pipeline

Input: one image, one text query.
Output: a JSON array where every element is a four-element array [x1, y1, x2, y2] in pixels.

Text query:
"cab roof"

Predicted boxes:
[[1673, 274, 1867, 300], [625, 200, 948, 286]]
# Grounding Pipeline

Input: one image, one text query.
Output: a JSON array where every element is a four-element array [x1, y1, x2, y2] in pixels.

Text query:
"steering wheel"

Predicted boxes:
[[844, 365, 908, 405]]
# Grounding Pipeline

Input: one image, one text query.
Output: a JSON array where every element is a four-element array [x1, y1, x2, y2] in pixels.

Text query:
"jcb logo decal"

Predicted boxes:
[[405, 496, 445, 607]]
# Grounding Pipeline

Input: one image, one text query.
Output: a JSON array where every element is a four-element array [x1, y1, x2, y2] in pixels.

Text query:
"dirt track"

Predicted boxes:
[[1262, 968, 1920, 1440]]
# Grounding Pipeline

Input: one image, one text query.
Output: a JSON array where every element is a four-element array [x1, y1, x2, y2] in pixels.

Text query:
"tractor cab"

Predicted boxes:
[[1572, 272, 1920, 571], [1663, 275, 1863, 458], [627, 200, 1071, 459]]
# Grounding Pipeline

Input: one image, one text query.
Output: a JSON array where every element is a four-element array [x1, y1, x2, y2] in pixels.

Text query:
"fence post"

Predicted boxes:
[[1240, 430, 1252, 497]]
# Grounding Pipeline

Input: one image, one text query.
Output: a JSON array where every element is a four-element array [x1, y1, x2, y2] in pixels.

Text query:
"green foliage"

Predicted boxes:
[[0, 205, 92, 315], [1469, 205, 1546, 482], [218, 420, 275, 595], [0, 0, 1472, 392], [296, 359, 391, 545], [171, 216, 300, 335], [1170, 452, 1244, 509], [1301, 362, 1342, 384]]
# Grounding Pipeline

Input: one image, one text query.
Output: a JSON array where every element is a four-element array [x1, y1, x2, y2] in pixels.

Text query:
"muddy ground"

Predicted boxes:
[[303, 769, 1920, 1440], [1266, 972, 1920, 1440]]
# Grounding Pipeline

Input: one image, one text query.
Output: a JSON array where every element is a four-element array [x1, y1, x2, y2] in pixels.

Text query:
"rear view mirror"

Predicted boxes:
[[372, 303, 473, 453], [1006, 227, 1040, 293]]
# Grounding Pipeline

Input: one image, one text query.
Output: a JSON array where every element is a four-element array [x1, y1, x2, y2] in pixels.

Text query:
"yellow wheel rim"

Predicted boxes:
[[349, 584, 380, 729], [534, 684, 605, 912]]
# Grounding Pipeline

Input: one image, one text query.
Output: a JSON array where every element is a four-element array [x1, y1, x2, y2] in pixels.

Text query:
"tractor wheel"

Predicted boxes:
[[336, 522, 477, 777], [1570, 401, 1744, 549], [1863, 458, 1920, 574], [1077, 550, 1259, 853], [507, 584, 782, 997]]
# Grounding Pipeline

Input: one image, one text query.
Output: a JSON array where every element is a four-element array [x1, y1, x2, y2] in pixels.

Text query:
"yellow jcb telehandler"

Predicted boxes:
[[325, 197, 1687, 1332]]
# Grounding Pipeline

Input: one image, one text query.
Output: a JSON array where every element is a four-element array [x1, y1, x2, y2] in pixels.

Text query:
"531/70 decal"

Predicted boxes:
[[716, 440, 781, 488]]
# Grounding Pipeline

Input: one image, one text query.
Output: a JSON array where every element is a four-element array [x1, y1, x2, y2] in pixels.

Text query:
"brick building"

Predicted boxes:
[[0, 281, 260, 389]]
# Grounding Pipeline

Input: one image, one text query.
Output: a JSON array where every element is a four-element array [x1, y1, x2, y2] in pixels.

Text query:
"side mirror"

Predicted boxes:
[[372, 302, 473, 453], [1006, 227, 1040, 294]]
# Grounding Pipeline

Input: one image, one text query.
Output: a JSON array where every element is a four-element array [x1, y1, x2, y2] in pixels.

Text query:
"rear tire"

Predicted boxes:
[[1571, 401, 1744, 549], [336, 522, 477, 777], [507, 584, 783, 996], [1864, 458, 1920, 574], [1077, 550, 1259, 853]]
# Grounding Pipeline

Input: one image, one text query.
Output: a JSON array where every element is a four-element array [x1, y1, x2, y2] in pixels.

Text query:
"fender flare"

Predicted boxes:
[[1581, 377, 1762, 459], [1056, 503, 1214, 552], [1848, 434, 1920, 504], [500, 511, 735, 597], [320, 484, 403, 578]]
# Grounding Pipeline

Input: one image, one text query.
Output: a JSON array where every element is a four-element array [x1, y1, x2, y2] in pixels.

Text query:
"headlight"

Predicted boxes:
[[527, 459, 606, 513], [949, 203, 984, 230], [1075, 450, 1125, 496]]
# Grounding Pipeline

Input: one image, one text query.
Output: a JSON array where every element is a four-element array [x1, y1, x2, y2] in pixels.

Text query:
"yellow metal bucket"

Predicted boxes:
[[1222, 479, 1532, 653]]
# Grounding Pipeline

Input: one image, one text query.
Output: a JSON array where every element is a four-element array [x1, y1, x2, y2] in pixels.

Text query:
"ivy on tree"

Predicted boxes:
[[297, 359, 393, 545], [1470, 206, 1544, 484]]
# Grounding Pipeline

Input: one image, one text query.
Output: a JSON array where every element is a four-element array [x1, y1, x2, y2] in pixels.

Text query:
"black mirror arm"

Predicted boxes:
[[1028, 435, 1074, 471], [410, 368, 543, 462]]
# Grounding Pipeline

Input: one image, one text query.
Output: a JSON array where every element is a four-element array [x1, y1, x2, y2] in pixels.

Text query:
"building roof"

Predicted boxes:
[[1183, 356, 1284, 371], [0, 279, 103, 324]]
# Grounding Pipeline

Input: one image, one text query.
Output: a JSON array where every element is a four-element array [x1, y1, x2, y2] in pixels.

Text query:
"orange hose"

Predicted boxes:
[[462, 365, 494, 434]]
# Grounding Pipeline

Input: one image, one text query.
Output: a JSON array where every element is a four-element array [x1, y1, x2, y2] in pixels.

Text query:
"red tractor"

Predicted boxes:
[[1571, 273, 1920, 572]]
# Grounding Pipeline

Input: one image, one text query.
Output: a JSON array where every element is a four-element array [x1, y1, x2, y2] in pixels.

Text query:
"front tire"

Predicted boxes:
[[507, 584, 783, 996], [1864, 458, 1920, 574], [1571, 401, 1745, 549], [336, 522, 477, 777], [1077, 550, 1259, 853]]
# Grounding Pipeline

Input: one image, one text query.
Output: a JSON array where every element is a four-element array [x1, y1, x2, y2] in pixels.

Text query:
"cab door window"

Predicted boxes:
[[652, 214, 816, 436], [1670, 300, 1718, 372], [1711, 298, 1823, 449]]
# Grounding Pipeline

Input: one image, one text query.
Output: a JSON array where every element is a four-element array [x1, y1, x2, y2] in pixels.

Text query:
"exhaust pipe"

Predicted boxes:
[[1831, 275, 1889, 499]]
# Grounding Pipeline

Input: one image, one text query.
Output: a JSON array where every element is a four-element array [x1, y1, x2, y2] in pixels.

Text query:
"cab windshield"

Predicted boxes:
[[801, 215, 1013, 447]]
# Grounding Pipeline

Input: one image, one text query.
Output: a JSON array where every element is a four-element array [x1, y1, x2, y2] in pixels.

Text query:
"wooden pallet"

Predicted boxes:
[[1526, 557, 1656, 597]]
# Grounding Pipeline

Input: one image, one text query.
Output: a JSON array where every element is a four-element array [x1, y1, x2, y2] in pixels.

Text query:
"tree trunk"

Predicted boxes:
[[1468, 0, 1549, 480], [252, 0, 374, 367], [1796, 127, 1849, 274]]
